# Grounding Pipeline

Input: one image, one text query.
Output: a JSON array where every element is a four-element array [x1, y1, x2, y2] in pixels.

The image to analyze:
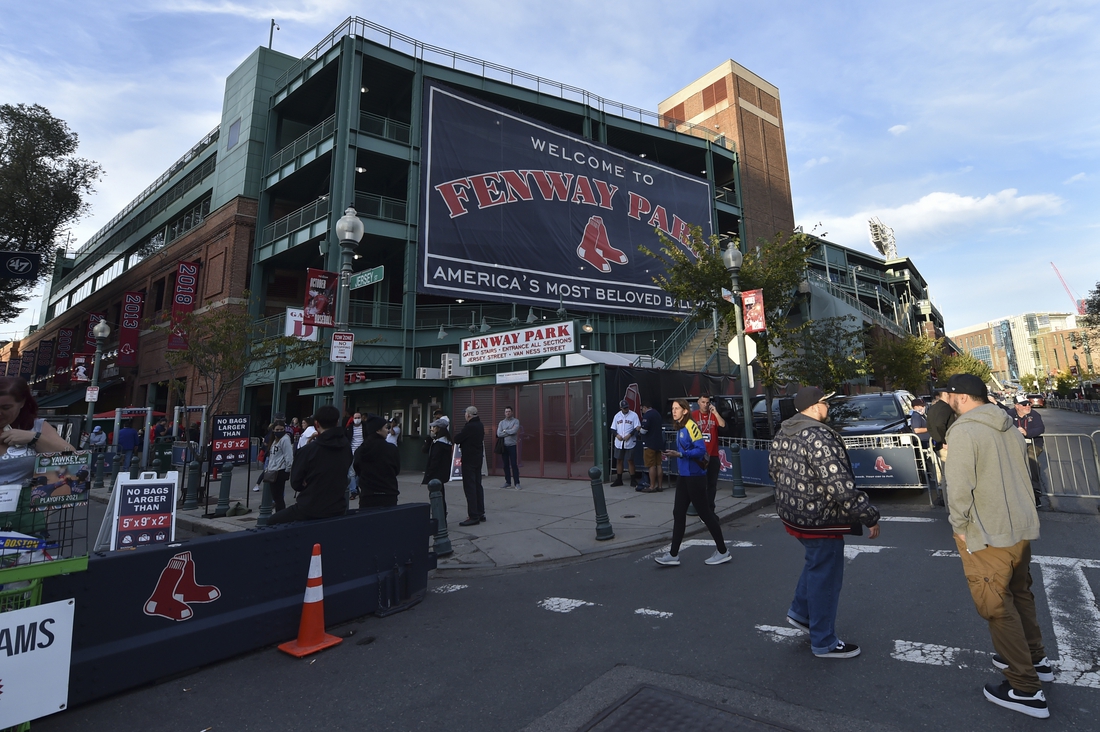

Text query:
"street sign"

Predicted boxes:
[[84, 386, 99, 402], [110, 474, 178, 550], [211, 414, 251, 472], [330, 332, 355, 363], [727, 336, 758, 364], [349, 265, 384, 291]]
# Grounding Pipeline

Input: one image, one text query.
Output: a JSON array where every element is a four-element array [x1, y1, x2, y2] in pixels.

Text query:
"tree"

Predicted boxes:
[[1018, 373, 1041, 393], [641, 225, 819, 433], [1081, 280, 1100, 353], [868, 333, 940, 393], [158, 294, 327, 429], [776, 315, 868, 392], [0, 104, 103, 321], [938, 352, 992, 385], [1054, 370, 1077, 397]]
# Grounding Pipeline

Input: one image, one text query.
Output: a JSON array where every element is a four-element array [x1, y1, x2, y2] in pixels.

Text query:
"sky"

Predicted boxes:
[[2, 0, 1098, 338]]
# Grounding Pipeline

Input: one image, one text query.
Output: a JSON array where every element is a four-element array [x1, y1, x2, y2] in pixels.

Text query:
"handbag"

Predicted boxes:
[[494, 436, 505, 454], [262, 469, 281, 483]]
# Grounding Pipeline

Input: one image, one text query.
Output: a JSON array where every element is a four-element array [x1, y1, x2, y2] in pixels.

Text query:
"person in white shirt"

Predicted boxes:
[[386, 413, 401, 445], [297, 416, 317, 449], [610, 400, 641, 487]]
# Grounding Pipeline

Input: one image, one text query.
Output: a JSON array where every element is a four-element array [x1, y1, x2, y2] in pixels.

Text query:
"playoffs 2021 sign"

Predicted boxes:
[[419, 83, 713, 316]]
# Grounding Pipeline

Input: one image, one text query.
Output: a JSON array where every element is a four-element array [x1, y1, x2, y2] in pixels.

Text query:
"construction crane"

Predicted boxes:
[[1050, 262, 1086, 315]]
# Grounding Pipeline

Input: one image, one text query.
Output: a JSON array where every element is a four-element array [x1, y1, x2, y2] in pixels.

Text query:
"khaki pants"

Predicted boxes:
[[954, 537, 1046, 693]]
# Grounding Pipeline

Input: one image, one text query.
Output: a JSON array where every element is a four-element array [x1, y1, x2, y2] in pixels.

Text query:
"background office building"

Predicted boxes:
[[949, 312, 1085, 385]]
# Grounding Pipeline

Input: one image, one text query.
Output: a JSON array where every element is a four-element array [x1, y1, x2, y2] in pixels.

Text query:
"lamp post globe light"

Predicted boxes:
[[86, 318, 111, 434], [331, 207, 365, 411], [720, 244, 754, 441]]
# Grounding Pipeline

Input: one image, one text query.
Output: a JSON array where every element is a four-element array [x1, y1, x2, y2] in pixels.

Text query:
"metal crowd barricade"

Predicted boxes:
[[1039, 432, 1100, 501]]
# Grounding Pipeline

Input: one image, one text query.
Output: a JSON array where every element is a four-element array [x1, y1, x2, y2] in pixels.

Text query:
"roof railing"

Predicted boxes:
[[275, 16, 730, 149], [70, 126, 221, 260]]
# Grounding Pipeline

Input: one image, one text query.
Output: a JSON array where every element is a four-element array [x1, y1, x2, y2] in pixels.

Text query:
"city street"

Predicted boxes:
[[41, 477, 1100, 731]]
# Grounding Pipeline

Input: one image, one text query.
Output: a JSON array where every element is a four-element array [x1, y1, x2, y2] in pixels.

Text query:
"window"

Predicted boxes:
[[95, 259, 124, 290], [166, 195, 212, 243], [70, 279, 92, 305], [226, 119, 241, 150]]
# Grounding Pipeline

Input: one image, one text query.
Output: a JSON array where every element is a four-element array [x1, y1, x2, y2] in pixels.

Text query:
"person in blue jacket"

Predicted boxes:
[[654, 398, 731, 566]]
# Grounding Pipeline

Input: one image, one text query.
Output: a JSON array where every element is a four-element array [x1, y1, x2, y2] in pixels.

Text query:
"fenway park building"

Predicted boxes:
[[14, 17, 809, 477]]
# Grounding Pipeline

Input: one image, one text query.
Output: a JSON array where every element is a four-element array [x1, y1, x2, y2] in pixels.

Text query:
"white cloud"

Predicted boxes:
[[803, 189, 1064, 250], [160, 0, 355, 23], [805, 156, 830, 168], [888, 124, 909, 135], [1063, 172, 1087, 184]]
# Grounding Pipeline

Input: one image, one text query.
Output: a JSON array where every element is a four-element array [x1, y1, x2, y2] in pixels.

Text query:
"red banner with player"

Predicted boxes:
[[303, 268, 337, 327], [85, 312, 106, 350], [742, 289, 766, 334], [168, 261, 200, 351], [71, 353, 90, 382], [118, 291, 145, 367]]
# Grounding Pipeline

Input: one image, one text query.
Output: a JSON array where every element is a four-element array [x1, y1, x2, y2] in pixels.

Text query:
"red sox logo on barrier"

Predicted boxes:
[[874, 456, 893, 474], [144, 551, 221, 622]]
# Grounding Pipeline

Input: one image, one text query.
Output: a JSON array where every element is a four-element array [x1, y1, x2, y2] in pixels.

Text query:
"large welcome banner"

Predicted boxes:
[[419, 84, 713, 316]]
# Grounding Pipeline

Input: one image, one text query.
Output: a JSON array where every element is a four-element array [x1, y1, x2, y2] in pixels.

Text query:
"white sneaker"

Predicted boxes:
[[654, 552, 680, 566], [705, 549, 731, 565], [252, 486, 261, 492]]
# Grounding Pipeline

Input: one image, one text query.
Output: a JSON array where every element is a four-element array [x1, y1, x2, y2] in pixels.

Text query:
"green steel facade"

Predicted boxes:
[[242, 19, 743, 421]]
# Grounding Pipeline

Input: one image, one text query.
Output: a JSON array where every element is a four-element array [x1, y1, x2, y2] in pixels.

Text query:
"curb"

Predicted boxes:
[[431, 491, 775, 576]]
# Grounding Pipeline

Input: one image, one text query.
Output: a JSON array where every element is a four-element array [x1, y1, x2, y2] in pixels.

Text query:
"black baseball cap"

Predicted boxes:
[[794, 387, 835, 412], [946, 374, 988, 399]]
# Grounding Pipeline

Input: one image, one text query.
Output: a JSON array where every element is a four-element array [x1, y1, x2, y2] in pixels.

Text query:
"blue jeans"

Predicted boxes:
[[502, 444, 520, 485], [788, 537, 846, 654]]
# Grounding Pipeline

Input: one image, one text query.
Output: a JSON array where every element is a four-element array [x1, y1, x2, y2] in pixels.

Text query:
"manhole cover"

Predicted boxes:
[[579, 685, 804, 732]]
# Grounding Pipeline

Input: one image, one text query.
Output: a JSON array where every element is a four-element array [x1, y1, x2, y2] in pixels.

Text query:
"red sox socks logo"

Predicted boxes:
[[719, 450, 733, 471], [144, 551, 221, 621], [873, 456, 893, 474], [577, 215, 628, 273]]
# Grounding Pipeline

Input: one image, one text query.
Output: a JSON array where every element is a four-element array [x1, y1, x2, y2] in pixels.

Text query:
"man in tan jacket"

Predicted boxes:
[[943, 374, 1050, 719]]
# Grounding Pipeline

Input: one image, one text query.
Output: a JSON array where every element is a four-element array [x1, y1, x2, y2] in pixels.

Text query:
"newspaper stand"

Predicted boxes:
[[0, 452, 91, 731]]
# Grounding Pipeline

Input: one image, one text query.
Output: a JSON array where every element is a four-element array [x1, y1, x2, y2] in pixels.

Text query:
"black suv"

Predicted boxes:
[[826, 392, 914, 436]]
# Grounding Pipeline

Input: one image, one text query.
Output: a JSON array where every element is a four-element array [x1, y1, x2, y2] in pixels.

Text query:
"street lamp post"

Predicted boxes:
[[721, 245, 754, 441], [331, 207, 365, 412], [330, 207, 366, 411], [86, 319, 111, 435]]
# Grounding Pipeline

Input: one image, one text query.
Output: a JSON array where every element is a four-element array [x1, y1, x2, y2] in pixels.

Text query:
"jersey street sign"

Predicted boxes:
[[349, 265, 385, 291]]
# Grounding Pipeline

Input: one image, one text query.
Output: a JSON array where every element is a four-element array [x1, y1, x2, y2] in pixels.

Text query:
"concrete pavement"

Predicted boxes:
[[89, 466, 773, 570]]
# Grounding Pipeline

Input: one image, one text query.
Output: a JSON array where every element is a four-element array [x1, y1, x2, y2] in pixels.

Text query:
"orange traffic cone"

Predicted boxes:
[[278, 543, 343, 657]]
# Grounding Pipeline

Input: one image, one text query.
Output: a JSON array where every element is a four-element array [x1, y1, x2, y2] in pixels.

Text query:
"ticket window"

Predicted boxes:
[[387, 409, 405, 439], [408, 400, 424, 438]]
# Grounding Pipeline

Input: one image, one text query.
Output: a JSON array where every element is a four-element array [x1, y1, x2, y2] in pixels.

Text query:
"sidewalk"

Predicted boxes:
[[89, 466, 774, 570]]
